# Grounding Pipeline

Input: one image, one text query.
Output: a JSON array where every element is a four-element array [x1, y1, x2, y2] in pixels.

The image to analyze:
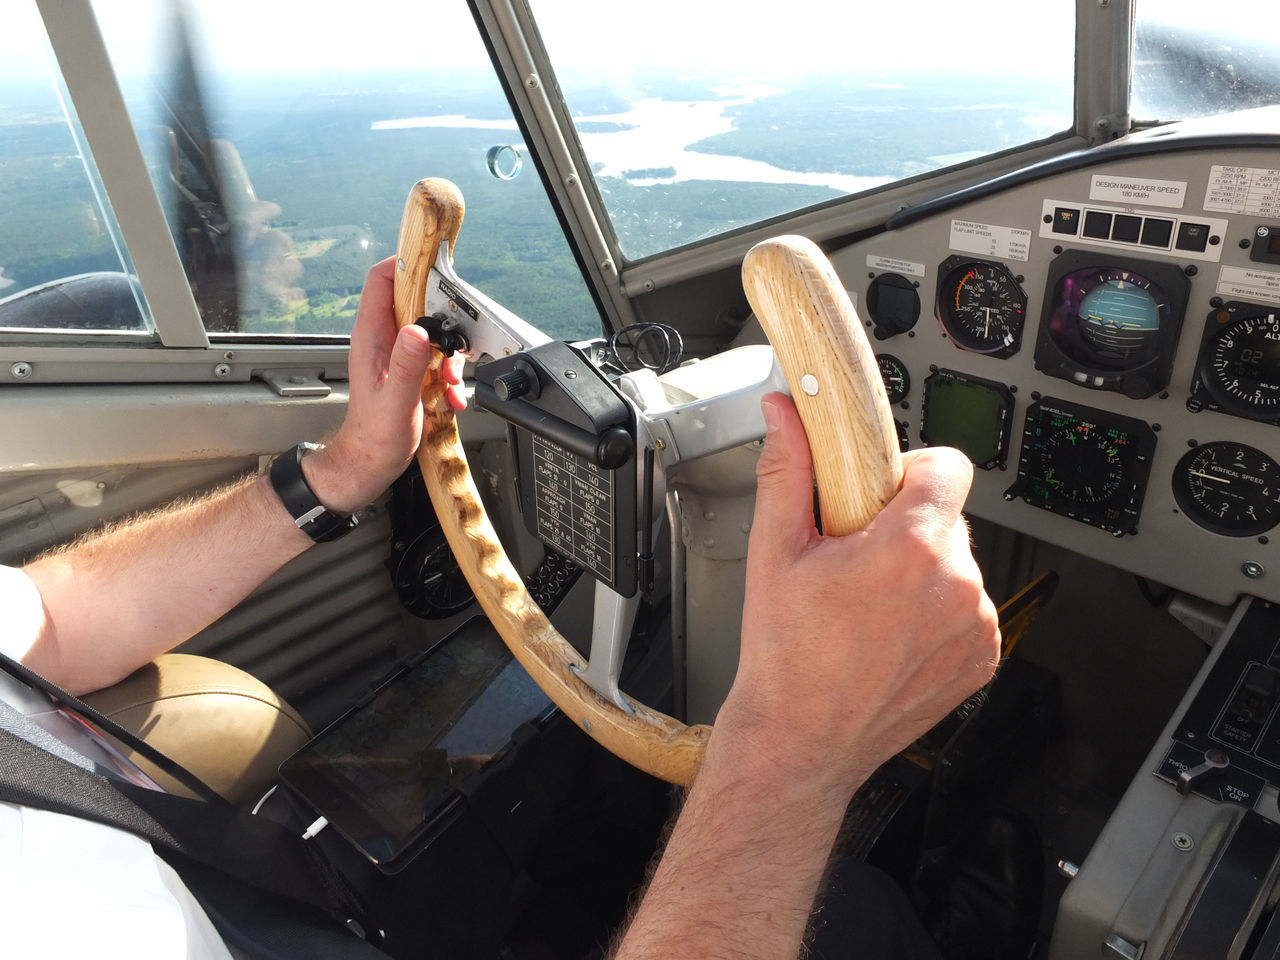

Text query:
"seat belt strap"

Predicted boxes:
[[0, 724, 379, 947]]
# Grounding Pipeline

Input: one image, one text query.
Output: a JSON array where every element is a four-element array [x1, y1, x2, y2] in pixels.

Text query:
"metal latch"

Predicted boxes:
[[257, 369, 331, 397]]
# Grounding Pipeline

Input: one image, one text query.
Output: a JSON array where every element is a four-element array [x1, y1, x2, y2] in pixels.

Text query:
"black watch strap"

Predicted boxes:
[[268, 443, 359, 543]]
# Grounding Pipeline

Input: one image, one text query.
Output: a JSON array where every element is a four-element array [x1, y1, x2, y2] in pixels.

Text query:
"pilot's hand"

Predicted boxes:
[[717, 392, 1000, 799], [302, 256, 465, 513]]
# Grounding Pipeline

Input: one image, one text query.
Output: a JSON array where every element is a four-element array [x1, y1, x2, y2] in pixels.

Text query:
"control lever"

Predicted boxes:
[[1177, 747, 1230, 795]]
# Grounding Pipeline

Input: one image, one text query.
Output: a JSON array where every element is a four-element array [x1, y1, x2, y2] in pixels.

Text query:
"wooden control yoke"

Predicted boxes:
[[393, 178, 902, 786]]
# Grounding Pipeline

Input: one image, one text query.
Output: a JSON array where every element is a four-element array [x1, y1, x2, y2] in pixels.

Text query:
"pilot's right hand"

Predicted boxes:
[[716, 391, 1001, 800]]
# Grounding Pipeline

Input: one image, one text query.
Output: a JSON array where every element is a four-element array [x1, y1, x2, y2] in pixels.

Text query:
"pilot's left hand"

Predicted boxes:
[[301, 256, 465, 512]]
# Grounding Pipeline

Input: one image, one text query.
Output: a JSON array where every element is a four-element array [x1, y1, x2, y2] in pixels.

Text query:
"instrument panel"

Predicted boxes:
[[831, 146, 1280, 605]]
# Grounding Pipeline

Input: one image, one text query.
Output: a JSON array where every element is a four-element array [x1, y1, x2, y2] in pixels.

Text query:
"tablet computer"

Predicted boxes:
[[278, 617, 553, 872]]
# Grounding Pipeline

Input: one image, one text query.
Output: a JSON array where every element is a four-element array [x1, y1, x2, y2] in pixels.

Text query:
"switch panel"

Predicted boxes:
[[1159, 601, 1280, 806]]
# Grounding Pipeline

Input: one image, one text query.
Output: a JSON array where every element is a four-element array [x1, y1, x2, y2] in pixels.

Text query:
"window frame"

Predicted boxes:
[[0, 0, 372, 385]]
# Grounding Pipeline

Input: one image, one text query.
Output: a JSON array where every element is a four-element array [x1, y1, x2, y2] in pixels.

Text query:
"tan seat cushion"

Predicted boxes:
[[80, 653, 312, 804]]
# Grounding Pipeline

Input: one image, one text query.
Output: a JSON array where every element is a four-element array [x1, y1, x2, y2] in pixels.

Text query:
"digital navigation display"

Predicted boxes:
[[1004, 397, 1156, 537], [920, 369, 1014, 470]]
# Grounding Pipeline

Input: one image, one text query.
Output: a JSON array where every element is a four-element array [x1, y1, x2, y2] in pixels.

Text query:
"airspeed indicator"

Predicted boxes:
[[936, 256, 1027, 358]]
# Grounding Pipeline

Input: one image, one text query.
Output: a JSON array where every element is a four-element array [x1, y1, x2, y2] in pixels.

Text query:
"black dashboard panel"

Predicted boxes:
[[831, 145, 1280, 605]]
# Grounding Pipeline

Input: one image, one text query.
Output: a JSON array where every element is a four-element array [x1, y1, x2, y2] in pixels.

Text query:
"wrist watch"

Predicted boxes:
[[269, 442, 359, 543]]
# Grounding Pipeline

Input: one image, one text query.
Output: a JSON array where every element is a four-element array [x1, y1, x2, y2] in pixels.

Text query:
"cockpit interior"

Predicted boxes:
[[4, 1, 1280, 957]]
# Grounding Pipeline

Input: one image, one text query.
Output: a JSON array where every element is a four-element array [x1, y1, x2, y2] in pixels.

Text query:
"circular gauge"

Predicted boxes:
[[936, 257, 1026, 357], [1036, 424, 1128, 505], [1037, 253, 1189, 399], [1200, 306, 1280, 420], [394, 526, 476, 619], [876, 354, 910, 404], [867, 273, 920, 339], [1173, 441, 1280, 536]]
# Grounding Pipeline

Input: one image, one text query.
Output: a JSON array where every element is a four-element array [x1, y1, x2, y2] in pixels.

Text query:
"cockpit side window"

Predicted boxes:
[[0, 3, 152, 336], [0, 0, 601, 350]]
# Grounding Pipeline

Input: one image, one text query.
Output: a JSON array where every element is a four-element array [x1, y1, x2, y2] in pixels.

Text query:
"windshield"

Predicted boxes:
[[529, 0, 1076, 261], [1133, 0, 1280, 123]]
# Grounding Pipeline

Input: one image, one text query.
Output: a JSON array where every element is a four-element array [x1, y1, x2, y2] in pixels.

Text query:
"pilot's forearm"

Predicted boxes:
[[20, 471, 314, 695], [17, 259, 454, 696], [611, 394, 999, 960], [611, 707, 867, 960]]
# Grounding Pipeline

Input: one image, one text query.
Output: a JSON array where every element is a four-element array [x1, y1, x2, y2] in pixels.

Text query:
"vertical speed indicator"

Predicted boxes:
[[1173, 442, 1280, 536]]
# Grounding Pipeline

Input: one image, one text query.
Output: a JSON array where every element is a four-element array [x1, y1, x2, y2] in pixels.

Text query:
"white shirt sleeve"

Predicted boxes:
[[0, 564, 45, 662], [0, 803, 235, 960]]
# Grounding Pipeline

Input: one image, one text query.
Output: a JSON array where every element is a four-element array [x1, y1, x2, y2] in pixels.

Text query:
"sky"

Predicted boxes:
[[2, 0, 1080, 87], [4, 1, 1279, 93]]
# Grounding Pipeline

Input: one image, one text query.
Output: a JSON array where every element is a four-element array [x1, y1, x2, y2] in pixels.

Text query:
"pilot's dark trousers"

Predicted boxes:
[[808, 859, 944, 960], [577, 858, 940, 960]]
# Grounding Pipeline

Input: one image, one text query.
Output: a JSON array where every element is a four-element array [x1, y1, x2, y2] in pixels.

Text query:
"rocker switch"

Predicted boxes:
[[1178, 747, 1230, 796]]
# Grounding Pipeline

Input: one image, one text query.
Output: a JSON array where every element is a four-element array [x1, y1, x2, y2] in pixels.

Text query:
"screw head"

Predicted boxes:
[[213, 363, 232, 379], [1243, 561, 1266, 579], [10, 361, 32, 380]]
